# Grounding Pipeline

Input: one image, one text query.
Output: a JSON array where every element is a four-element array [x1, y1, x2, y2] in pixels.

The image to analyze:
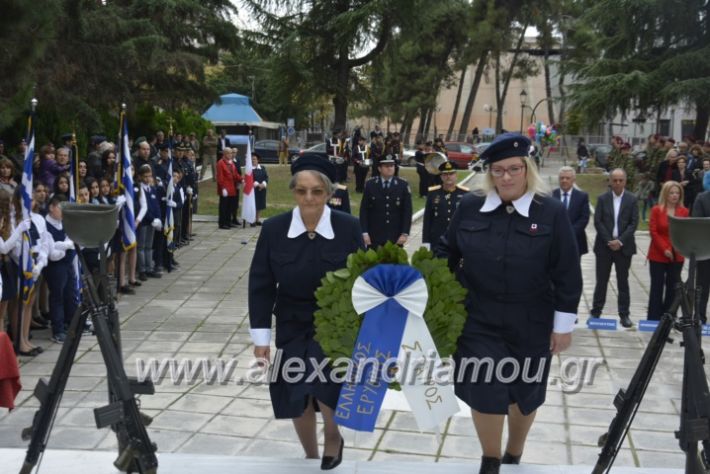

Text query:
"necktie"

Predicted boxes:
[[563, 192, 569, 209], [384, 180, 390, 190]]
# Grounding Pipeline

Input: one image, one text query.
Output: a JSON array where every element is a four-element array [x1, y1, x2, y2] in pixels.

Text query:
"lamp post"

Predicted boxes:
[[519, 89, 528, 133], [483, 104, 494, 128]]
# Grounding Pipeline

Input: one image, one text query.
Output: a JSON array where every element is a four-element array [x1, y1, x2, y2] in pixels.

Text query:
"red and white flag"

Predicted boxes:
[[241, 140, 256, 224]]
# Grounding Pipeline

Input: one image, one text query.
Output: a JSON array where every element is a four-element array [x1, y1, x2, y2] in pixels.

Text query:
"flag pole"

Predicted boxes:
[[15, 97, 37, 353]]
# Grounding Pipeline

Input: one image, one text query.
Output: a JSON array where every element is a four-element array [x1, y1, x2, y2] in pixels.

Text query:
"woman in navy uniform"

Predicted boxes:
[[248, 153, 364, 470], [437, 133, 582, 474]]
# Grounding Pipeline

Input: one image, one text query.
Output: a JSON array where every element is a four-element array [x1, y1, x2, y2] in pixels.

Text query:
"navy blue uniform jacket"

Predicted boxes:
[[248, 209, 365, 418], [437, 192, 582, 415], [552, 187, 590, 255], [359, 176, 412, 247]]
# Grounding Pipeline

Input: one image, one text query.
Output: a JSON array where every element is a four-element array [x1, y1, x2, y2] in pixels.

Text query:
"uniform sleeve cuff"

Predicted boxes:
[[553, 311, 577, 334], [250, 328, 272, 346]]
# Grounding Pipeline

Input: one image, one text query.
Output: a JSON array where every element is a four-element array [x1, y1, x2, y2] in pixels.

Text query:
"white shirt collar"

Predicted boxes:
[[480, 190, 535, 217], [613, 190, 624, 200], [46, 215, 62, 230], [287, 206, 334, 240]]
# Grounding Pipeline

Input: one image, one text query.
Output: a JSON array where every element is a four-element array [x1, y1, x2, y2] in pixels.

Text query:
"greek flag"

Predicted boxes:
[[19, 116, 36, 303], [163, 145, 175, 251], [120, 118, 137, 250]]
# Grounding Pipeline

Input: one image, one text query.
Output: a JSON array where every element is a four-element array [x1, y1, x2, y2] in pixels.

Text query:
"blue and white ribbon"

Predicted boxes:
[[334, 264, 459, 434]]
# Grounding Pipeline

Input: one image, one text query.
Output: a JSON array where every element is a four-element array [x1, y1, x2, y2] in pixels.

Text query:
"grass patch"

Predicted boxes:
[[574, 173, 649, 231], [196, 166, 470, 218]]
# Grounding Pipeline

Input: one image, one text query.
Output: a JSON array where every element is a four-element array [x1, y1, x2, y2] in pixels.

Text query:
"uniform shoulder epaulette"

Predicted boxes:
[[428, 185, 442, 192], [336, 183, 347, 190], [456, 184, 470, 192]]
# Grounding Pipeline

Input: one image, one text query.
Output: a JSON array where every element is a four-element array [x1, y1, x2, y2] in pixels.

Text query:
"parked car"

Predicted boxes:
[[473, 142, 491, 156], [253, 139, 301, 164], [588, 143, 613, 170], [444, 142, 478, 169]]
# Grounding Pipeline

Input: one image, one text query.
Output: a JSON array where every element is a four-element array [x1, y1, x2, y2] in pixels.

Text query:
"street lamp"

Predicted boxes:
[[483, 104, 495, 128], [519, 89, 528, 132]]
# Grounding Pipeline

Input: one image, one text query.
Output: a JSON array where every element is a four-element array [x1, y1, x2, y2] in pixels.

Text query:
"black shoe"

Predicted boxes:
[[255, 221, 262, 226], [146, 271, 162, 279], [119, 285, 135, 295], [501, 452, 521, 464], [31, 319, 49, 330], [219, 225, 230, 229], [321, 437, 343, 470], [138, 273, 148, 282], [250, 223, 256, 228], [620, 314, 633, 328], [590, 311, 601, 318], [129, 280, 142, 287], [479, 456, 501, 474]]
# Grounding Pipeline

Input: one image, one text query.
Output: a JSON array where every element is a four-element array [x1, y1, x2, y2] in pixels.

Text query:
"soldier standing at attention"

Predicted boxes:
[[359, 155, 412, 248], [422, 160, 468, 249]]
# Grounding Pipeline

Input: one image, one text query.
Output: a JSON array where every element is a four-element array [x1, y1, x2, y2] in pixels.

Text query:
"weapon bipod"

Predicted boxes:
[[19, 247, 158, 474], [593, 254, 710, 474]]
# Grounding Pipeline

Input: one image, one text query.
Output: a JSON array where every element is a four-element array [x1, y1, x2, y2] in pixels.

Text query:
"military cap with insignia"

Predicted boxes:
[[291, 152, 336, 183], [479, 132, 531, 164], [157, 142, 170, 151], [438, 160, 456, 174], [378, 154, 396, 165], [61, 133, 73, 142]]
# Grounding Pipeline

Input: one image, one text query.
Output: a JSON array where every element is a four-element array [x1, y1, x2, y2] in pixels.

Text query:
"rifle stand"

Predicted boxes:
[[18, 204, 158, 474]]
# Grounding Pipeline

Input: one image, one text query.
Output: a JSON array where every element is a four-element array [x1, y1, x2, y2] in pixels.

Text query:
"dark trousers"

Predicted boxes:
[[647, 261, 682, 320], [336, 162, 348, 183], [592, 249, 632, 317], [173, 207, 183, 244], [46, 262, 78, 337], [354, 164, 368, 192], [231, 192, 240, 224], [218, 195, 231, 227], [698, 259, 710, 323]]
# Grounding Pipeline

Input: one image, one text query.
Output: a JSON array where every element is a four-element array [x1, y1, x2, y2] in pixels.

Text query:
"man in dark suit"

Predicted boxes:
[[359, 156, 412, 248], [217, 129, 231, 154], [553, 166, 590, 258], [692, 190, 710, 322], [591, 168, 639, 327]]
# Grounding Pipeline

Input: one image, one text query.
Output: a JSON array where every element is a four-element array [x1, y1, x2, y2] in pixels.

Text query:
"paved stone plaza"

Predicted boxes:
[[0, 158, 702, 471]]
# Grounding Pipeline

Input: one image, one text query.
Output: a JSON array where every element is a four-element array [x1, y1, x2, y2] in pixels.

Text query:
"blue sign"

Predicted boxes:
[[587, 318, 618, 331], [287, 126, 295, 136], [638, 320, 659, 332]]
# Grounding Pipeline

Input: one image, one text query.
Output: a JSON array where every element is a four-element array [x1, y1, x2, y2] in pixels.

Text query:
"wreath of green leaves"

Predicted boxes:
[[314, 242, 468, 371]]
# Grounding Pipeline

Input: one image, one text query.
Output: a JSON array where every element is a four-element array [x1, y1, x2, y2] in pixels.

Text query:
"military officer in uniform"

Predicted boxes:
[[327, 183, 351, 214], [359, 155, 412, 248], [422, 160, 468, 248], [437, 132, 582, 474], [351, 135, 370, 193]]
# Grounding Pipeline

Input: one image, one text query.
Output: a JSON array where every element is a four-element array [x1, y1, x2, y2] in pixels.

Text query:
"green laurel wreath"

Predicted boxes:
[[314, 242, 468, 373]]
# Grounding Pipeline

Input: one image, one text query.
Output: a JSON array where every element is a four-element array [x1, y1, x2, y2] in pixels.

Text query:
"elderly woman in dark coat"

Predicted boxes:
[[437, 133, 582, 474], [248, 154, 365, 470]]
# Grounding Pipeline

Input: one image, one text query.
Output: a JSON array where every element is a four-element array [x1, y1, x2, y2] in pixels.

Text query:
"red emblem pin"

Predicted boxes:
[[530, 223, 538, 233]]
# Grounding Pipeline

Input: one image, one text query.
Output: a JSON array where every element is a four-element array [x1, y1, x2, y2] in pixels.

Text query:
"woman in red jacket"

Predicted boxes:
[[647, 180, 689, 320], [216, 148, 242, 229]]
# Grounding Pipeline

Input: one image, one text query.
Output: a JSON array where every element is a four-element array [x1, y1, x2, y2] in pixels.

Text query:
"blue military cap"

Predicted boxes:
[[291, 152, 336, 183], [157, 142, 170, 151], [90, 135, 107, 145], [61, 133, 73, 142], [438, 160, 456, 174], [479, 132, 531, 164], [378, 154, 396, 165]]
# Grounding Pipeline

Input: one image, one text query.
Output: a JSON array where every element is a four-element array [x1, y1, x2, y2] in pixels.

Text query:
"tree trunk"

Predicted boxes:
[[459, 50, 489, 136], [539, 20, 555, 125], [693, 101, 709, 142], [496, 21, 529, 133], [416, 107, 427, 139], [557, 60, 566, 128], [332, 45, 350, 132], [447, 67, 467, 141], [423, 106, 434, 139]]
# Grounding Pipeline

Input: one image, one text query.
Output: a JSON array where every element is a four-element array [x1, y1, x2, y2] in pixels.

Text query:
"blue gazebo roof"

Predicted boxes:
[[202, 93, 267, 127]]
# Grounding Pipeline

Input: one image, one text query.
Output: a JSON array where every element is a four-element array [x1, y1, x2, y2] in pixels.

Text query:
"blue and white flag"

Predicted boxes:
[[335, 264, 459, 434], [19, 116, 36, 303], [120, 117, 137, 250], [163, 144, 175, 251]]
